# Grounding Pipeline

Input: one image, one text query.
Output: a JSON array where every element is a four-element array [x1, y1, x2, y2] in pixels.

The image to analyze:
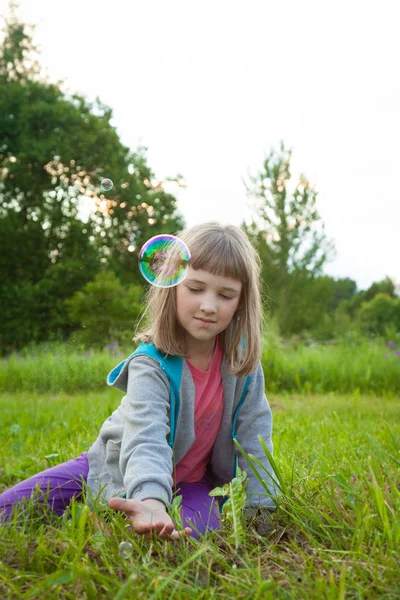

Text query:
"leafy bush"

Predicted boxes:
[[358, 293, 400, 337], [66, 271, 144, 348]]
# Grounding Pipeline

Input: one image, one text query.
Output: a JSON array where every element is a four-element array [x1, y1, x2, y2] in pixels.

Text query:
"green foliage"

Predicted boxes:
[[209, 467, 248, 550], [358, 292, 400, 337], [241, 141, 338, 337], [326, 277, 358, 312], [240, 147, 400, 344], [0, 214, 100, 349], [66, 271, 143, 348], [261, 334, 400, 395], [340, 276, 397, 321], [0, 11, 185, 353], [261, 272, 361, 342], [167, 494, 185, 531], [1, 333, 400, 395], [362, 276, 397, 301], [273, 272, 338, 338], [242, 140, 336, 276], [331, 302, 354, 338], [0, 341, 119, 393], [0, 3, 42, 82]]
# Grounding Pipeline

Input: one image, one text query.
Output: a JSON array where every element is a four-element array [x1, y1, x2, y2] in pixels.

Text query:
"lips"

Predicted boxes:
[[195, 317, 215, 323]]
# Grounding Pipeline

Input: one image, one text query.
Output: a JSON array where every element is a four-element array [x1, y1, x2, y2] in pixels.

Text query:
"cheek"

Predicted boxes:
[[227, 302, 239, 319], [177, 290, 195, 313]]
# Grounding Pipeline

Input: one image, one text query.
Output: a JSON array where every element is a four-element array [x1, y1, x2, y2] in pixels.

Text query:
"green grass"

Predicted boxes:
[[262, 334, 400, 396], [1, 389, 399, 599], [1, 336, 399, 395]]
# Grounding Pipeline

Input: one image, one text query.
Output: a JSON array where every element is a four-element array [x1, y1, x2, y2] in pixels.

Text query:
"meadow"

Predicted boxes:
[[0, 336, 399, 599], [1, 332, 399, 396]]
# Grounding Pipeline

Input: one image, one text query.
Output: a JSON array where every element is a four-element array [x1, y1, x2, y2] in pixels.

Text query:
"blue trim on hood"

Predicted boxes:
[[106, 342, 182, 448], [107, 358, 128, 386]]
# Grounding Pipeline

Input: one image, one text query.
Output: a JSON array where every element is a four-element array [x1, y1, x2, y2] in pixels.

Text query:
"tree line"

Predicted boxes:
[[1, 7, 399, 354]]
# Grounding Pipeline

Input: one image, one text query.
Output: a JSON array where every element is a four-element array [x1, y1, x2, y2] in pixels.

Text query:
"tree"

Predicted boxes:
[[66, 271, 143, 348], [0, 1, 41, 83], [358, 293, 400, 337], [241, 141, 336, 335], [0, 6, 185, 351], [275, 271, 336, 338], [339, 276, 397, 323], [362, 276, 396, 302], [327, 277, 358, 313]]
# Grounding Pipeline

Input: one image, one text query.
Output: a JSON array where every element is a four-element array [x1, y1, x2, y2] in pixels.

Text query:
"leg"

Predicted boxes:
[[0, 452, 89, 523], [173, 473, 222, 541]]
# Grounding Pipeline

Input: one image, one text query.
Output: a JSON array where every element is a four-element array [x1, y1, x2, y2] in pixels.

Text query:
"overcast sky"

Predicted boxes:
[[1, 0, 399, 293]]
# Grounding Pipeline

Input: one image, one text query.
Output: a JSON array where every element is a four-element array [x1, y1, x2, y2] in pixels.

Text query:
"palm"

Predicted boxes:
[[108, 497, 192, 541]]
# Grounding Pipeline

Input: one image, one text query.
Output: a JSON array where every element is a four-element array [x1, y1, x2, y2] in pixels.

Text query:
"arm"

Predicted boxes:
[[118, 356, 174, 510], [235, 362, 279, 511]]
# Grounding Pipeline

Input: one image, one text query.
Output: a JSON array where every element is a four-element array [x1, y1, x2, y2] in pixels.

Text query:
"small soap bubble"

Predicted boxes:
[[119, 541, 133, 558], [138, 234, 191, 288], [10, 424, 21, 435], [101, 178, 113, 192]]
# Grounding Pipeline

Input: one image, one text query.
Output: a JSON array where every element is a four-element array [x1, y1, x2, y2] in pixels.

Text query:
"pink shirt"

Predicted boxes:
[[172, 336, 224, 485]]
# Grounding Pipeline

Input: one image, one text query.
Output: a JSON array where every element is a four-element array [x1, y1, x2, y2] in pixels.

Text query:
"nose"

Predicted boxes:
[[199, 296, 217, 315]]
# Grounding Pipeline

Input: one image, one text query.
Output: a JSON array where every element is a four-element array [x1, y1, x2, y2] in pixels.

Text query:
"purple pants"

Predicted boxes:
[[0, 452, 221, 540]]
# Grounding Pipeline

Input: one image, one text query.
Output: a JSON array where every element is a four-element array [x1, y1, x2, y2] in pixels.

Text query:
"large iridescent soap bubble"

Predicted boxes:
[[138, 234, 191, 287]]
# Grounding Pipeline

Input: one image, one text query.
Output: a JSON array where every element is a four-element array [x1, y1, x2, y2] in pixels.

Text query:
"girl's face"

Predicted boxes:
[[175, 267, 242, 349]]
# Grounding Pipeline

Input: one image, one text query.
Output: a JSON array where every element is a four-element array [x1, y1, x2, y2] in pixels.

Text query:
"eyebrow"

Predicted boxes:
[[186, 278, 240, 293]]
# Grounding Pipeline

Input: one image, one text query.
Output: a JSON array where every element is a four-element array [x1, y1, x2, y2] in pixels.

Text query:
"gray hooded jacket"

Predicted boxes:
[[86, 343, 278, 513]]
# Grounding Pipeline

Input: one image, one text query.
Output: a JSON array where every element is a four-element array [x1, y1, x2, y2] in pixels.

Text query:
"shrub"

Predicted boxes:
[[358, 293, 400, 337], [66, 271, 144, 348]]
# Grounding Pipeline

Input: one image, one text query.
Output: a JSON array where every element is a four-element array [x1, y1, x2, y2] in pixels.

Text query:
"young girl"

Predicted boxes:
[[0, 221, 278, 542]]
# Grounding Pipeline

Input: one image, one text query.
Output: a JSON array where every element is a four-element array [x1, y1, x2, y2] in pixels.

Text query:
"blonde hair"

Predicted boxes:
[[133, 221, 267, 376]]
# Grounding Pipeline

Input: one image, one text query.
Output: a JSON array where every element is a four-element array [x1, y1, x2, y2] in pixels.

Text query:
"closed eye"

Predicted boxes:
[[187, 287, 233, 300]]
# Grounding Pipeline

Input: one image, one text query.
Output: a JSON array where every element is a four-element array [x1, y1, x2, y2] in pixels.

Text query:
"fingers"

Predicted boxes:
[[108, 497, 141, 515], [108, 497, 129, 512], [151, 521, 193, 540], [167, 526, 193, 541], [142, 523, 193, 541], [158, 522, 176, 539], [142, 521, 174, 541]]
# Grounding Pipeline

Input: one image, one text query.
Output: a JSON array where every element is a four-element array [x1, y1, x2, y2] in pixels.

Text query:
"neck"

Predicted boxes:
[[187, 336, 217, 360]]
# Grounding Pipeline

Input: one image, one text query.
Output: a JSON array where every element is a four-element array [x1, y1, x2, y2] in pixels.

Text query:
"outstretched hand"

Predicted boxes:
[[108, 497, 192, 541]]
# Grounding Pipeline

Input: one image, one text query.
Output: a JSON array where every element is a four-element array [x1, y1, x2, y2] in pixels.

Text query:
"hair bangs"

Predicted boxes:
[[189, 234, 249, 285]]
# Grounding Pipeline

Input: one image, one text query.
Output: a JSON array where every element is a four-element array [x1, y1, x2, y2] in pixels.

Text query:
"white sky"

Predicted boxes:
[[1, 0, 399, 292]]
